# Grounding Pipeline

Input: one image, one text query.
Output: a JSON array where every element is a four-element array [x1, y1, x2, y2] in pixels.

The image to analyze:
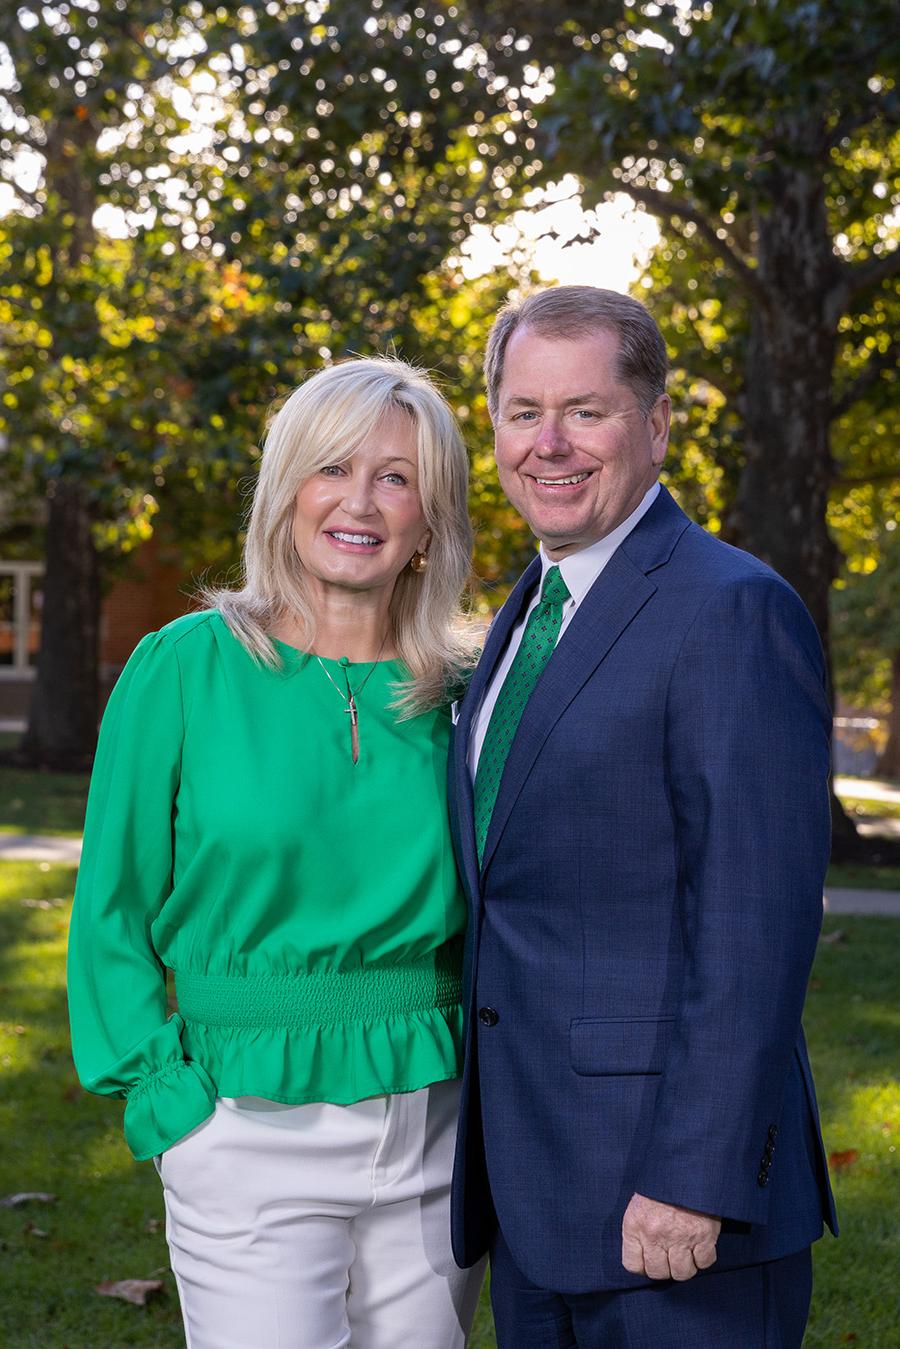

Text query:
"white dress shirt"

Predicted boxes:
[[468, 482, 660, 778]]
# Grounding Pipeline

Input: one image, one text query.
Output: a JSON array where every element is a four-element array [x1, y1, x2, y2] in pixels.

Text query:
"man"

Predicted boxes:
[[449, 286, 836, 1347]]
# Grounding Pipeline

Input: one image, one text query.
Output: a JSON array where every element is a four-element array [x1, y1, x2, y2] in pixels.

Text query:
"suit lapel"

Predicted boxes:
[[480, 488, 693, 876], [453, 555, 542, 900]]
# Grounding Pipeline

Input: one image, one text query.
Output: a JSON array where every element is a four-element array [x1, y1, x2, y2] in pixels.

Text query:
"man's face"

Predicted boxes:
[[493, 326, 670, 559]]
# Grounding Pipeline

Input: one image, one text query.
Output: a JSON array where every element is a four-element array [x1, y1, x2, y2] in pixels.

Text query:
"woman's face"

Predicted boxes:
[[292, 408, 430, 603]]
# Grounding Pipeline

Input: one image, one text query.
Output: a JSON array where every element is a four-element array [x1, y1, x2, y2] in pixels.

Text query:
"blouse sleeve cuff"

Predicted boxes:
[[123, 1058, 217, 1162]]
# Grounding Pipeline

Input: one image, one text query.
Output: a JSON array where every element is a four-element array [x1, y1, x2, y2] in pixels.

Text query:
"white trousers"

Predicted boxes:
[[155, 1079, 485, 1349]]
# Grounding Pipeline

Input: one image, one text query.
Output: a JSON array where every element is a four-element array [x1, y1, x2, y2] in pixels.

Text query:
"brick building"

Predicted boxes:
[[0, 535, 192, 724]]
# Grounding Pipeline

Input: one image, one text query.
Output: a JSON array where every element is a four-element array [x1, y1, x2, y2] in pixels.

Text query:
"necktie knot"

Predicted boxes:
[[540, 565, 570, 608]]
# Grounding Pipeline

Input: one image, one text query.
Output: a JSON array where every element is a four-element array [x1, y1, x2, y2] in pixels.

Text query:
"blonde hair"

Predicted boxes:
[[203, 356, 476, 714]]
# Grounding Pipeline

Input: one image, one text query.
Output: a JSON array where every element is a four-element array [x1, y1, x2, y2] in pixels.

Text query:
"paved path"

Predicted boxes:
[[1, 834, 898, 915], [0, 833, 82, 863], [823, 887, 900, 916]]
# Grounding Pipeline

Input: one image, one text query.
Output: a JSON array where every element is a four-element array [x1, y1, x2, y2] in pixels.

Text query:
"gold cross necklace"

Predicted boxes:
[[315, 633, 389, 765]]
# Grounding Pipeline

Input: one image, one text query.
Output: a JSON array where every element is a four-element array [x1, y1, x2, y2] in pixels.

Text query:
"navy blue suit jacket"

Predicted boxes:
[[449, 487, 837, 1294]]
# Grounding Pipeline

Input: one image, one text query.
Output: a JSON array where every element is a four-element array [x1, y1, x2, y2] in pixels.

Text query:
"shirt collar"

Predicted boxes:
[[539, 482, 661, 606]]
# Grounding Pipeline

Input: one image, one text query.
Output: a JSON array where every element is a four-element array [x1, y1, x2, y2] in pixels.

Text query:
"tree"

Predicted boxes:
[[0, 3, 230, 766], [456, 0, 899, 854], [832, 524, 900, 781], [0, 1, 512, 766], [830, 401, 900, 781]]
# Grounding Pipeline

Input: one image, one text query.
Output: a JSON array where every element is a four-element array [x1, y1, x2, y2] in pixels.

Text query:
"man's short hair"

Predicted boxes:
[[485, 285, 668, 420]]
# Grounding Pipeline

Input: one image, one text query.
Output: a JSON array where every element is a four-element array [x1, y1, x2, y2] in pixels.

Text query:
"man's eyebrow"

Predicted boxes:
[[503, 392, 607, 407]]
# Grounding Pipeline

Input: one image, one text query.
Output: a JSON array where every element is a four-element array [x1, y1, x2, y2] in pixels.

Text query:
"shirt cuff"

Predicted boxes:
[[123, 1059, 217, 1161]]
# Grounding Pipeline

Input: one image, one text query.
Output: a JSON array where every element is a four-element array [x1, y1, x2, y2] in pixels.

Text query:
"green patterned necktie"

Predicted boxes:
[[473, 565, 571, 863]]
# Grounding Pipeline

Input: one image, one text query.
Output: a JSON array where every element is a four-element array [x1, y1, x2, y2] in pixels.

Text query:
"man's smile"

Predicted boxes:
[[528, 470, 593, 491]]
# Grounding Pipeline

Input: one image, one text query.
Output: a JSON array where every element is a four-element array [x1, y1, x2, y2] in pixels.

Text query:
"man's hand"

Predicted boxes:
[[621, 1192, 721, 1282]]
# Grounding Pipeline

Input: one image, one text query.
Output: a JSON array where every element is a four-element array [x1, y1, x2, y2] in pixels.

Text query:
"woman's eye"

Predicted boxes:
[[382, 472, 407, 485], [320, 464, 344, 476]]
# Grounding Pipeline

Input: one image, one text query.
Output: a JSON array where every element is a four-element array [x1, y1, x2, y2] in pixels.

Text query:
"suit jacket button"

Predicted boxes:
[[765, 1141, 776, 1159], [757, 1170, 769, 1187], [768, 1125, 779, 1140], [478, 1006, 499, 1027]]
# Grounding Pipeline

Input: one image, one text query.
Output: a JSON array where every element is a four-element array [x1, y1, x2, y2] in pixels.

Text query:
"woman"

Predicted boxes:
[[67, 356, 484, 1348]]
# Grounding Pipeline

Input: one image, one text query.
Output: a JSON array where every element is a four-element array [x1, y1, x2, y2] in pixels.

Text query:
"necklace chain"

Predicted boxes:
[[315, 633, 389, 765]]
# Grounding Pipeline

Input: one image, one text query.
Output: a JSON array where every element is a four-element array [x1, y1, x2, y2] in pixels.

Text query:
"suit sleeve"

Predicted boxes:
[[634, 574, 831, 1224], [67, 631, 215, 1161]]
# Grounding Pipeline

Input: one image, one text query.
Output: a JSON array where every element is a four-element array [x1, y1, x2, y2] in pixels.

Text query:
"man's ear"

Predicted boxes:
[[649, 395, 671, 466]]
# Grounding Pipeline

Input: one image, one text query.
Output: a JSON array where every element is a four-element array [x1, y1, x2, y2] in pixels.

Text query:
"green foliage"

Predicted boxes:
[[460, 0, 898, 620], [2, 0, 896, 705], [643, 237, 741, 534], [503, 0, 897, 479], [0, 3, 519, 575], [831, 519, 900, 711], [0, 4, 236, 562]]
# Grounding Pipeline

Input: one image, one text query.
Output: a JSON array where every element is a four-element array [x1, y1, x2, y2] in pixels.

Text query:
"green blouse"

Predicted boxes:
[[67, 611, 466, 1162]]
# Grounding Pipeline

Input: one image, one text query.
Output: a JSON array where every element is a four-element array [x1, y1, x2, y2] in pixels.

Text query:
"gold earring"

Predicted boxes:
[[410, 550, 429, 573]]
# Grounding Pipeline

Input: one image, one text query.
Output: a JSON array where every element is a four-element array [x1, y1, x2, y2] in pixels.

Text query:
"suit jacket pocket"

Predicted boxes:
[[570, 1016, 675, 1076]]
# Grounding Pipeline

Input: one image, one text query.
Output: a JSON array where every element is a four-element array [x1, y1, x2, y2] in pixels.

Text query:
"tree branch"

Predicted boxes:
[[830, 339, 898, 420], [834, 468, 900, 487], [663, 310, 741, 403], [623, 182, 767, 303], [830, 247, 900, 315], [825, 100, 885, 150], [0, 293, 34, 314], [0, 177, 43, 210], [676, 361, 738, 405]]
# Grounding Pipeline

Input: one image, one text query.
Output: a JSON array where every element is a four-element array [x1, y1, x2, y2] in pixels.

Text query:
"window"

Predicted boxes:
[[0, 562, 43, 677]]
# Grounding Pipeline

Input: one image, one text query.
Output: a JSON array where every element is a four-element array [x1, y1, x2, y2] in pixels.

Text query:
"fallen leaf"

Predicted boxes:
[[809, 978, 823, 990], [62, 1083, 84, 1102], [1, 1192, 57, 1208], [843, 1334, 858, 1342], [828, 1149, 860, 1172], [23, 1223, 48, 1238], [820, 929, 847, 945], [96, 1279, 164, 1307], [145, 1218, 163, 1234]]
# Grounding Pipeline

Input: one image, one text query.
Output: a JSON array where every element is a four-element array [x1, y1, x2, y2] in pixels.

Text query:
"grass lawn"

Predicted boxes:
[[826, 864, 900, 893], [0, 764, 88, 837], [2, 864, 898, 1346]]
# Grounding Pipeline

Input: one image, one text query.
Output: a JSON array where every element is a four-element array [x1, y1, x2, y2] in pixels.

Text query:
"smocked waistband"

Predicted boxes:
[[175, 940, 463, 1031]]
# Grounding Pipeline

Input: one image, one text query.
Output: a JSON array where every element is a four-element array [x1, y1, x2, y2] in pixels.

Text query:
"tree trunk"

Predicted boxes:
[[18, 479, 102, 770], [724, 164, 858, 855], [13, 114, 104, 771], [727, 171, 838, 631], [876, 652, 900, 781]]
